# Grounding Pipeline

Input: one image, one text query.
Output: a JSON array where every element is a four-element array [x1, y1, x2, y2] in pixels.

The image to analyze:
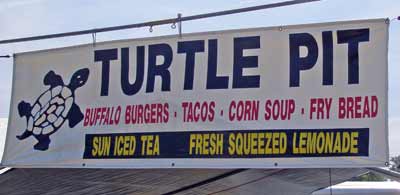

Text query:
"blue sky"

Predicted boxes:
[[0, 0, 399, 155]]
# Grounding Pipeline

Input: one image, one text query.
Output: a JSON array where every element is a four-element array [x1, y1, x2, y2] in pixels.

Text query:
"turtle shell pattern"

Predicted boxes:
[[27, 85, 73, 135]]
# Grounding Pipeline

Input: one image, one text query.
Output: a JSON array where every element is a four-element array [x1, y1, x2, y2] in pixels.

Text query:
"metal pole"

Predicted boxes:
[[329, 168, 333, 195], [0, 0, 320, 44], [177, 13, 182, 38]]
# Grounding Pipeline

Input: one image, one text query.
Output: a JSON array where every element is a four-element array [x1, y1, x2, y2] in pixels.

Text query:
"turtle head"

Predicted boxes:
[[68, 68, 89, 91]]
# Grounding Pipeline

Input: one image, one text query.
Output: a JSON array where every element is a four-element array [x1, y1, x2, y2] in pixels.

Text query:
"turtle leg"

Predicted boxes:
[[16, 130, 32, 140], [33, 135, 51, 151], [67, 102, 84, 128], [43, 70, 64, 88], [18, 101, 32, 118]]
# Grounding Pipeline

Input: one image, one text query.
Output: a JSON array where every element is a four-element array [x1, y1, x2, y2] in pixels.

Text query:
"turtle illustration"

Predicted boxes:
[[16, 68, 89, 151]]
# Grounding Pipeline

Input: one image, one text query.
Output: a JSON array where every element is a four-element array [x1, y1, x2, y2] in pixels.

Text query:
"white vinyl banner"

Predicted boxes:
[[1, 19, 389, 168]]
